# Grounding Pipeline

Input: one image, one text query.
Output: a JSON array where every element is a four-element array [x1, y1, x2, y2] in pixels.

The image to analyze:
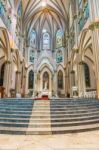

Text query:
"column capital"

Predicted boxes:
[[5, 60, 11, 64], [70, 70, 75, 74], [89, 21, 99, 31], [23, 75, 26, 78], [78, 61, 85, 65], [16, 71, 21, 74]]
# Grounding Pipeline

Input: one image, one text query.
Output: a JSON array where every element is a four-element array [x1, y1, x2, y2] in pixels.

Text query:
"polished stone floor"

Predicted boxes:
[[0, 131, 99, 150]]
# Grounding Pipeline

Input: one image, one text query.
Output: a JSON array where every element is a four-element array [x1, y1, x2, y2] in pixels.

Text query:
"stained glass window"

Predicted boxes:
[[56, 50, 63, 63], [29, 50, 35, 63], [43, 32, 50, 50], [56, 29, 63, 48], [29, 30, 36, 48]]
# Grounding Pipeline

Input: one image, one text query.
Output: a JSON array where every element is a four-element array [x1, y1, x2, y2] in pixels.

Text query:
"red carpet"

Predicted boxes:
[[34, 95, 49, 100]]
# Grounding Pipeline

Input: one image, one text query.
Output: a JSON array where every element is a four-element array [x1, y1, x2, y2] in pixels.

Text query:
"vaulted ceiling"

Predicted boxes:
[[15, 0, 75, 39]]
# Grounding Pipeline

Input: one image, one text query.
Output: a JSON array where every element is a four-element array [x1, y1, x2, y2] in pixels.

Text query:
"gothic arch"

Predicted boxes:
[[0, 27, 11, 61]]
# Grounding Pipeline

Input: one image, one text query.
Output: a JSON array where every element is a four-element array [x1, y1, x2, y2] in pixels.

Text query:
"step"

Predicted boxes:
[[51, 124, 99, 134], [0, 108, 99, 115], [0, 113, 99, 122], [0, 126, 52, 135], [0, 118, 99, 126], [0, 107, 99, 113], [0, 124, 99, 135], [0, 111, 99, 118]]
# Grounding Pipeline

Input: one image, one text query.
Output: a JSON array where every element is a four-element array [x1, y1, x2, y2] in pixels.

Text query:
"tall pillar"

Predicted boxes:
[[88, 0, 99, 98], [78, 62, 85, 97], [70, 71, 75, 97], [16, 71, 21, 95], [23, 67, 27, 97], [53, 71, 57, 97], [34, 71, 37, 96], [51, 75, 53, 97], [3, 61, 12, 97]]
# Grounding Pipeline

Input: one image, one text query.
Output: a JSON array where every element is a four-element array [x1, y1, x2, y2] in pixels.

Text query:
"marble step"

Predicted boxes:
[[51, 124, 99, 134], [0, 113, 99, 122], [0, 108, 99, 115], [1, 99, 99, 104], [0, 107, 99, 113], [0, 117, 99, 126], [0, 124, 99, 135], [0, 126, 52, 135], [0, 120, 99, 129], [0, 101, 99, 107], [0, 111, 99, 118]]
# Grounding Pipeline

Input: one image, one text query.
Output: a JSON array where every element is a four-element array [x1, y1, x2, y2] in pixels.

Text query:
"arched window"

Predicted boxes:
[[43, 32, 50, 50], [28, 70, 34, 89], [84, 63, 90, 87], [43, 72, 49, 90], [29, 29, 36, 48], [0, 63, 5, 86], [56, 50, 63, 63], [58, 70, 63, 89], [56, 29, 63, 48], [29, 50, 35, 63]]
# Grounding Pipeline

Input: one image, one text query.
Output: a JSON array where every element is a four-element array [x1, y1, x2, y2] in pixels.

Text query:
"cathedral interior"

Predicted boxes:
[[1, 0, 99, 146], [0, 0, 99, 98], [1, 0, 98, 99]]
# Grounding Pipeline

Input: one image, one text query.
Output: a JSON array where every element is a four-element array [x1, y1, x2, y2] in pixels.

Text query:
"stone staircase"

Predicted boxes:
[[0, 98, 99, 134]]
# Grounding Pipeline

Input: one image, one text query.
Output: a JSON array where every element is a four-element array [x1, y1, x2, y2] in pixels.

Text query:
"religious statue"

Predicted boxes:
[[44, 81, 48, 90]]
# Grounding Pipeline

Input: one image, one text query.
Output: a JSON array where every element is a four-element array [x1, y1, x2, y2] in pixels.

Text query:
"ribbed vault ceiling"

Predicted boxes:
[[14, 0, 76, 43]]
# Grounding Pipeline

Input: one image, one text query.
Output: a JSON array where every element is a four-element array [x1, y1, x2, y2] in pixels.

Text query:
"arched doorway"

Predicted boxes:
[[0, 63, 5, 86], [43, 71, 49, 90]]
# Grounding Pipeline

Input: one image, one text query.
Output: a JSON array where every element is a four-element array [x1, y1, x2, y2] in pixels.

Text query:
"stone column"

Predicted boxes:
[[78, 62, 85, 98], [53, 71, 57, 97], [65, 74, 67, 97], [65, 74, 69, 97], [16, 71, 21, 95], [33, 71, 37, 96], [3, 60, 12, 97], [20, 36, 24, 54], [70, 72, 73, 97], [23, 67, 27, 97], [70, 71, 75, 97], [88, 0, 99, 98]]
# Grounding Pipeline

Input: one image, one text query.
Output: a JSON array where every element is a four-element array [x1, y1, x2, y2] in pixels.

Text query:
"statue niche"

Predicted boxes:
[[43, 72, 49, 90]]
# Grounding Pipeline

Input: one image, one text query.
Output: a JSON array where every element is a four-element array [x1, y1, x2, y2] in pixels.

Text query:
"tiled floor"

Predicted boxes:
[[0, 131, 99, 150]]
